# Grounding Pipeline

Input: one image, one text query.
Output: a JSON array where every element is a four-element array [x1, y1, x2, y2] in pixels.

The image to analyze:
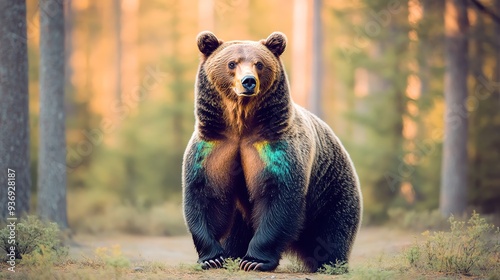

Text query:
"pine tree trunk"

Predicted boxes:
[[309, 0, 322, 117], [198, 0, 214, 31], [114, 0, 122, 103], [38, 0, 68, 228], [120, 0, 139, 107], [496, 1, 500, 88], [64, 0, 75, 114], [291, 0, 309, 107], [440, 0, 469, 217], [0, 0, 31, 219], [65, 0, 73, 92], [418, 0, 431, 99], [469, 7, 484, 211]]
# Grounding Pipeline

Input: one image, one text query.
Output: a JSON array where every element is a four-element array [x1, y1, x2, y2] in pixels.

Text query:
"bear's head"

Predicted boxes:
[[197, 31, 286, 98]]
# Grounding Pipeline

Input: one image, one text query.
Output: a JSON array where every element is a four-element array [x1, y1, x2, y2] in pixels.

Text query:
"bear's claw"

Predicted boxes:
[[201, 256, 224, 269], [239, 259, 263, 271]]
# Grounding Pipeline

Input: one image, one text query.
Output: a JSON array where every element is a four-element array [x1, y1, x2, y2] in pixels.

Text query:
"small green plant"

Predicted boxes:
[[0, 215, 68, 263], [178, 262, 203, 272], [222, 258, 241, 272], [222, 257, 241, 272], [94, 245, 131, 278], [94, 245, 131, 269], [20, 244, 66, 269], [405, 240, 420, 266], [318, 260, 349, 275], [406, 211, 500, 276]]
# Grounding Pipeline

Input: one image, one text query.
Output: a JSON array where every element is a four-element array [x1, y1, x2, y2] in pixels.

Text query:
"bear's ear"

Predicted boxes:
[[261, 32, 287, 57], [197, 31, 223, 57]]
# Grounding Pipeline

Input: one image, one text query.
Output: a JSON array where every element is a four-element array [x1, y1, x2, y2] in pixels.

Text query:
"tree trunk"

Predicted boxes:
[[38, 0, 68, 228], [440, 0, 469, 217], [469, 6, 484, 211], [418, 0, 431, 99], [120, 0, 139, 107], [114, 0, 122, 103], [0, 0, 31, 219], [64, 0, 73, 90], [198, 0, 214, 31], [309, 0, 322, 117], [64, 0, 76, 115], [496, 0, 500, 88], [291, 0, 308, 107]]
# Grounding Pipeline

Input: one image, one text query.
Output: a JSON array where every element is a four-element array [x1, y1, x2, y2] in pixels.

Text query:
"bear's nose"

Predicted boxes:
[[241, 75, 257, 92]]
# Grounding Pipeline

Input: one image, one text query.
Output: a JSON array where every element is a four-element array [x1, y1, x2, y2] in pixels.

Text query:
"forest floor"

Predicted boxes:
[[0, 226, 486, 279], [67, 226, 412, 267]]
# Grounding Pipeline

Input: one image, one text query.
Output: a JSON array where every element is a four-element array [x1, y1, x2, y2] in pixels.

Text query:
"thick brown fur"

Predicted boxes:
[[182, 31, 362, 273]]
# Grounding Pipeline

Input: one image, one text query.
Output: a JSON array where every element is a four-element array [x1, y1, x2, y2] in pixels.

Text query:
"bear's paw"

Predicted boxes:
[[200, 256, 225, 270], [239, 256, 279, 272]]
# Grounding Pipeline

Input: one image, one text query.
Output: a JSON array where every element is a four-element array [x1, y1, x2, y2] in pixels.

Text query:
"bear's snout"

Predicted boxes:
[[241, 75, 257, 94], [232, 61, 260, 96]]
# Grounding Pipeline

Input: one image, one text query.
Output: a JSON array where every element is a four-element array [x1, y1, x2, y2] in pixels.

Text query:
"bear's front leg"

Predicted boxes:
[[240, 140, 307, 271], [183, 139, 236, 269], [184, 184, 233, 269]]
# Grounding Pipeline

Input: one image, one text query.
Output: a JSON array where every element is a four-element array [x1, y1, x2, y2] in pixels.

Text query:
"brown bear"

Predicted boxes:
[[182, 31, 362, 272]]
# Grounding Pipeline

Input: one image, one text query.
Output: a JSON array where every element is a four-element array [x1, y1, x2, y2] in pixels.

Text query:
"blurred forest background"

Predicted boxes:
[[1, 0, 500, 235]]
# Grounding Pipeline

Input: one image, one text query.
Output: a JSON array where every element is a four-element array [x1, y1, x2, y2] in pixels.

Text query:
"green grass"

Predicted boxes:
[[222, 257, 241, 272], [405, 211, 500, 276], [0, 216, 68, 263], [318, 260, 349, 275]]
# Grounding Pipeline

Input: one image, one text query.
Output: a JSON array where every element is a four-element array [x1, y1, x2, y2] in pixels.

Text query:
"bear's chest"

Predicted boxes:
[[197, 138, 290, 195]]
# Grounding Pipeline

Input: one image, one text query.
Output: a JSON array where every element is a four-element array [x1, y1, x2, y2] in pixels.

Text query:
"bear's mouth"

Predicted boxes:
[[234, 89, 258, 97], [240, 90, 255, 96]]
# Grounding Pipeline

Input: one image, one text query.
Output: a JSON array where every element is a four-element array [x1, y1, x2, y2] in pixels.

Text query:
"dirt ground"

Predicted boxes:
[[68, 226, 415, 267]]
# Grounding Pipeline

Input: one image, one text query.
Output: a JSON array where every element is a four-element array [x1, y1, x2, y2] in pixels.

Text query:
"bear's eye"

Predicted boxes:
[[256, 62, 264, 70], [228, 61, 236, 69]]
